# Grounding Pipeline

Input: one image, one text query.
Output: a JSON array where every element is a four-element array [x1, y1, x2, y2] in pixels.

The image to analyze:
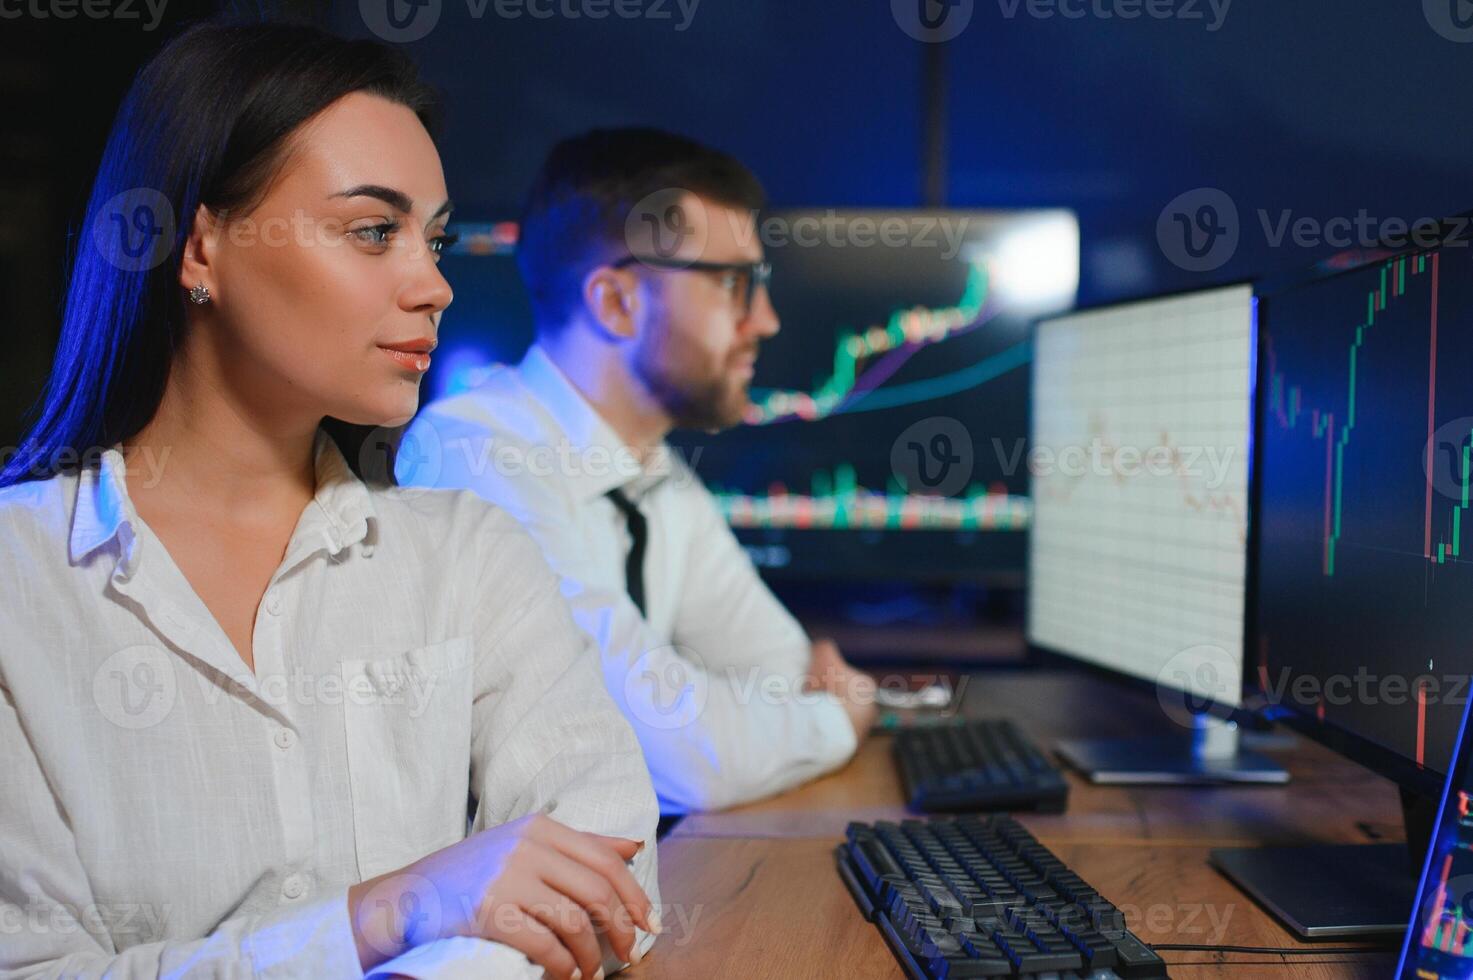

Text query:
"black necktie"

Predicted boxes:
[[606, 487, 648, 616]]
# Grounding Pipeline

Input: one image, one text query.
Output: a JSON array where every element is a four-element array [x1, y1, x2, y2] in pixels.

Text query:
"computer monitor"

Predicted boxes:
[[1251, 240, 1473, 793], [1400, 670, 1473, 977], [1213, 231, 1473, 939], [666, 207, 1079, 586], [1027, 284, 1283, 783]]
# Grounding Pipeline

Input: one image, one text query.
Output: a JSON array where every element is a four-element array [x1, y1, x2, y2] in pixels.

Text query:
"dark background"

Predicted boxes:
[[5, 1, 1472, 531], [6, 1, 1472, 448]]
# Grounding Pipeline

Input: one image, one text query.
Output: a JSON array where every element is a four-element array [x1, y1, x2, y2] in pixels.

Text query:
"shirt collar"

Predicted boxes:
[[517, 343, 675, 504], [68, 427, 379, 575], [309, 427, 378, 559], [69, 444, 139, 573]]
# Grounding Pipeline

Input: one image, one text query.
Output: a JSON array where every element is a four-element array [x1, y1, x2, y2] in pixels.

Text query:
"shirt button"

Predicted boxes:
[[281, 874, 307, 900], [273, 728, 296, 750], [265, 591, 283, 616]]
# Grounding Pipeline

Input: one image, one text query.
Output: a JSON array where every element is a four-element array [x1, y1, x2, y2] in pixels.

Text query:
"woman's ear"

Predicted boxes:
[[178, 203, 223, 299], [582, 264, 640, 341]]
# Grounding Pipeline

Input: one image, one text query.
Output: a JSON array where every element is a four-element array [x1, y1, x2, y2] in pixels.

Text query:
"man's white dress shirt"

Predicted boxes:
[[0, 428, 658, 978], [399, 344, 858, 813]]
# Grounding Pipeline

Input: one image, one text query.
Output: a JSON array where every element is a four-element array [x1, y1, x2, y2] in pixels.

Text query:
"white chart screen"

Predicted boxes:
[[1027, 284, 1254, 705]]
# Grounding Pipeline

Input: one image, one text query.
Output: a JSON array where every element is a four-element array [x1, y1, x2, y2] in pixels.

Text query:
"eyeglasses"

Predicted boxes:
[[612, 255, 773, 319]]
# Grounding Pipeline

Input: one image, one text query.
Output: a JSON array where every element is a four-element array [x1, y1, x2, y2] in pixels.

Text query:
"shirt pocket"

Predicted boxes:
[[339, 635, 475, 880]]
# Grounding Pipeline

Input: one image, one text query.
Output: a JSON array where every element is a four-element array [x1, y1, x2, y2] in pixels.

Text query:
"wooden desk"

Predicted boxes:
[[673, 668, 1403, 846], [628, 668, 1403, 978], [631, 837, 1393, 978]]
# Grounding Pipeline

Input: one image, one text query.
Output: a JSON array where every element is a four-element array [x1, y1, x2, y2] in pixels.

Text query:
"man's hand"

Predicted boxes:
[[802, 637, 878, 742]]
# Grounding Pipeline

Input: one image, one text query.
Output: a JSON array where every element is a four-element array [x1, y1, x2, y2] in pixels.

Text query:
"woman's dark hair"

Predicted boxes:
[[0, 19, 440, 487]]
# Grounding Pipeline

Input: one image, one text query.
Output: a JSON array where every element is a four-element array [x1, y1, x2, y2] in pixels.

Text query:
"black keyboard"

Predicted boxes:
[[895, 720, 1069, 813], [838, 815, 1169, 978]]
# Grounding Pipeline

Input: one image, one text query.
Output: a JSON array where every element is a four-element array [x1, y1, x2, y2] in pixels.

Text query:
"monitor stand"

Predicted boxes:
[[1209, 788, 1435, 939], [1054, 712, 1290, 785]]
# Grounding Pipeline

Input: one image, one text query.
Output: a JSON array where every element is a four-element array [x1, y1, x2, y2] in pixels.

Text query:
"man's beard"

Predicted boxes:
[[634, 342, 751, 432]]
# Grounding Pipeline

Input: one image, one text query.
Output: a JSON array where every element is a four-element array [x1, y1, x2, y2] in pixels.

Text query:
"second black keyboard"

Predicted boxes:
[[895, 720, 1069, 813]]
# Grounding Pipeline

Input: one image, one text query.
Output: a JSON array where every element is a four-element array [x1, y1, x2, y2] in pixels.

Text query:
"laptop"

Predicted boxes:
[[1398, 681, 1473, 977]]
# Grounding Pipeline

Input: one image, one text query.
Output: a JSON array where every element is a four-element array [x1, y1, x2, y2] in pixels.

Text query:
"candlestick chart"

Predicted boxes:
[[1256, 245, 1473, 776]]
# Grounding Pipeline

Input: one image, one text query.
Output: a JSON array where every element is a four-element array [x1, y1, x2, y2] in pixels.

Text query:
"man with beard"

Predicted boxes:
[[400, 128, 875, 814]]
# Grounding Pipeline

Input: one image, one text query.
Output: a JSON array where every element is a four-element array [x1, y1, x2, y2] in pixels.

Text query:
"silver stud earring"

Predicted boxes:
[[187, 283, 211, 305]]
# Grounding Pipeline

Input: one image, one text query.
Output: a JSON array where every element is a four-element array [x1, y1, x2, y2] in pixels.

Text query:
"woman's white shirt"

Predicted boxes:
[[0, 429, 660, 978]]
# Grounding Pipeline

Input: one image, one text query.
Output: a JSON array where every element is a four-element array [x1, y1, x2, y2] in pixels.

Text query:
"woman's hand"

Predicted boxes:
[[349, 812, 658, 979]]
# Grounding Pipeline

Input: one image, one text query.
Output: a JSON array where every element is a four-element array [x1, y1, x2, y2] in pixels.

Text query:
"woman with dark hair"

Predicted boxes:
[[0, 19, 659, 980]]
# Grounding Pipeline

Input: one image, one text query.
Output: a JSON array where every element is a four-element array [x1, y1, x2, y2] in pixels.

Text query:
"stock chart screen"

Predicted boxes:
[[669, 208, 1078, 584], [1256, 244, 1473, 778]]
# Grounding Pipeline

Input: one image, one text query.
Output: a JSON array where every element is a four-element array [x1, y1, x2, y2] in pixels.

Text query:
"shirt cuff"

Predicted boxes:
[[364, 936, 539, 979], [809, 690, 860, 763], [242, 889, 366, 979], [362, 930, 658, 980]]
